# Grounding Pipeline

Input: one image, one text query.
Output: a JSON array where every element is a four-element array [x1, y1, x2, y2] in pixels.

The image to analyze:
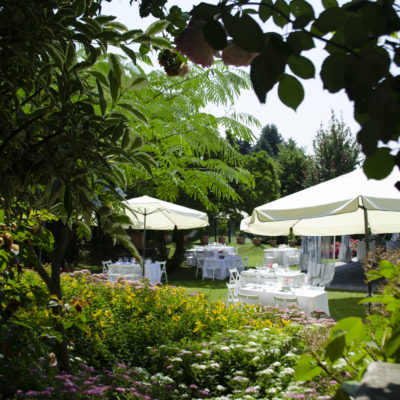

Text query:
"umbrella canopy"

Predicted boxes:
[[123, 196, 209, 260], [245, 168, 400, 236], [123, 195, 208, 231]]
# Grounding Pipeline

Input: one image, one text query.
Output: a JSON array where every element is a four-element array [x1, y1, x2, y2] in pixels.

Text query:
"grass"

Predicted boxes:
[[168, 242, 367, 321]]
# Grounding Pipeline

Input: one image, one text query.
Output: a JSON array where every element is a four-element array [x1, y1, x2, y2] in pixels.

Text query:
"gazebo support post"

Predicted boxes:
[[363, 207, 372, 299]]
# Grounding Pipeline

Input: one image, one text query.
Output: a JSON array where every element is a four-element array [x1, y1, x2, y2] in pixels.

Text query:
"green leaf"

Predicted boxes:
[[290, 0, 314, 18], [259, 0, 273, 22], [64, 187, 73, 219], [288, 55, 315, 79], [333, 388, 351, 400], [323, 0, 338, 8], [109, 54, 123, 87], [191, 3, 220, 21], [223, 14, 265, 52], [273, 0, 291, 28], [363, 148, 395, 179], [333, 317, 364, 346], [324, 333, 346, 363], [45, 44, 64, 68], [127, 75, 148, 91], [108, 69, 120, 103], [203, 20, 227, 50], [146, 37, 172, 49], [120, 44, 137, 64], [73, 0, 86, 17], [96, 79, 107, 116], [320, 52, 351, 93], [65, 42, 76, 69], [293, 13, 314, 29], [118, 103, 148, 125], [112, 214, 133, 226], [287, 31, 315, 54], [145, 20, 170, 35], [76, 220, 91, 240], [344, 16, 368, 48], [88, 70, 108, 86], [314, 7, 347, 33], [278, 74, 304, 111], [294, 354, 323, 381]]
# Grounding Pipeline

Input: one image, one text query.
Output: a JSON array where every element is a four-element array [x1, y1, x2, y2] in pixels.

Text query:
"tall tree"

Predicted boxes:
[[253, 124, 284, 157], [312, 111, 361, 182], [277, 139, 309, 196], [238, 151, 280, 215]]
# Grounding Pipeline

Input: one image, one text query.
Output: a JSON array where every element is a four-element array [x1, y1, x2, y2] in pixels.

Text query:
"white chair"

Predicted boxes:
[[102, 259, 112, 273], [202, 259, 219, 280], [241, 256, 249, 270], [264, 254, 279, 265], [226, 283, 239, 307], [158, 261, 167, 284], [274, 294, 298, 309], [240, 270, 259, 286], [228, 267, 240, 284], [237, 292, 259, 306]]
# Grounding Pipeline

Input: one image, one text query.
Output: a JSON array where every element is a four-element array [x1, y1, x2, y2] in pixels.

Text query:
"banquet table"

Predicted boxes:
[[240, 268, 306, 286], [202, 255, 243, 280], [108, 261, 162, 284], [239, 284, 330, 315], [264, 247, 299, 267]]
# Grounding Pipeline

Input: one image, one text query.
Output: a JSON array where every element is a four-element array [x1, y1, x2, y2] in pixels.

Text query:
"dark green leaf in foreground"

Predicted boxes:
[[278, 74, 304, 110], [203, 20, 227, 50], [363, 148, 395, 180]]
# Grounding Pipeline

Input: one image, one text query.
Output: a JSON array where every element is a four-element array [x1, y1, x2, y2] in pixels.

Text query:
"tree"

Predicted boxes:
[[163, 0, 400, 182], [253, 123, 284, 157], [312, 111, 361, 182], [238, 151, 280, 215], [0, 0, 174, 371], [276, 139, 309, 196]]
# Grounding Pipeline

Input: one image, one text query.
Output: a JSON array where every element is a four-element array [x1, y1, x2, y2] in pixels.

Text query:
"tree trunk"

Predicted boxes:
[[167, 228, 185, 270]]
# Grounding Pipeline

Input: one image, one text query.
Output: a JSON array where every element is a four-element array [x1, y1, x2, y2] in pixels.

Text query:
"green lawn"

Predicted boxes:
[[168, 242, 367, 321]]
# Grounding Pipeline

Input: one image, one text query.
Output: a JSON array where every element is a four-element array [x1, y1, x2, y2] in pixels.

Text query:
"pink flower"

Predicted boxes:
[[175, 18, 215, 67], [222, 41, 259, 67]]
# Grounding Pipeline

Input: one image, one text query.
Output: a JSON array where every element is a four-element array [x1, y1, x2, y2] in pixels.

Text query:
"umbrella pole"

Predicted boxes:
[[142, 212, 147, 274], [363, 207, 372, 298]]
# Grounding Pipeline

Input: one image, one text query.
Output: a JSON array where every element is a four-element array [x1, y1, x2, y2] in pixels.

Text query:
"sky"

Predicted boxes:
[[101, 0, 360, 155]]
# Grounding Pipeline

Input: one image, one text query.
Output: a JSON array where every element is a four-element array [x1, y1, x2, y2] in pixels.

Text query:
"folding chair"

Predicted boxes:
[[202, 259, 219, 280], [241, 256, 249, 270], [102, 259, 112, 273], [226, 283, 239, 307], [157, 261, 168, 284], [228, 267, 240, 284], [237, 292, 259, 306], [274, 294, 298, 309]]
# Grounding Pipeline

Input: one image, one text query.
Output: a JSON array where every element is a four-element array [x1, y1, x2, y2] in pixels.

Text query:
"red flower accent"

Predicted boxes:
[[175, 18, 215, 68], [222, 41, 259, 67]]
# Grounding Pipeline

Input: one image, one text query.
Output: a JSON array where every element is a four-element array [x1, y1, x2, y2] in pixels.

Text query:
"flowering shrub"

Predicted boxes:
[[11, 270, 336, 399]]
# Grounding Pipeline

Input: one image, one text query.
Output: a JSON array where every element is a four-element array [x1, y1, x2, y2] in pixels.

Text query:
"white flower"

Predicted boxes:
[[268, 388, 277, 394], [272, 361, 281, 368], [171, 357, 182, 362], [219, 346, 230, 351], [256, 368, 274, 376], [251, 356, 260, 363], [210, 362, 220, 369], [279, 367, 295, 376], [247, 341, 258, 346], [216, 385, 226, 391]]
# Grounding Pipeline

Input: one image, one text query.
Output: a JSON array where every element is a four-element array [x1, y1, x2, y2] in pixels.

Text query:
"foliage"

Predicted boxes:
[[253, 124, 284, 157], [276, 139, 309, 196], [312, 111, 361, 182], [294, 259, 400, 399], [167, 0, 400, 180], [238, 151, 280, 215]]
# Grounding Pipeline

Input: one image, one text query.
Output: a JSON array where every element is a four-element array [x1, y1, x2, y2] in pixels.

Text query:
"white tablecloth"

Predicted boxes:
[[264, 248, 299, 267], [240, 269, 306, 286], [239, 284, 329, 315], [108, 262, 162, 284], [108, 262, 142, 282]]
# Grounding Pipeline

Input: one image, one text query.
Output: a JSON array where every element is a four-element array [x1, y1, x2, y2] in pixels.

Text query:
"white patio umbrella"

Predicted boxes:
[[123, 195, 209, 261], [244, 168, 400, 295], [245, 168, 400, 236]]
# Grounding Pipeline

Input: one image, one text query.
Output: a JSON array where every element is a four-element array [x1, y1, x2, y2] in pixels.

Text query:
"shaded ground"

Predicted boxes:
[[328, 258, 381, 292]]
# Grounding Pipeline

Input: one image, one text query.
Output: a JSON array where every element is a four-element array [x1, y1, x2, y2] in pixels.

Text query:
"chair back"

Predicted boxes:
[[228, 267, 240, 284], [157, 261, 168, 283], [274, 294, 298, 309], [240, 271, 258, 286], [241, 256, 249, 269], [237, 292, 259, 306], [102, 259, 112, 273], [226, 283, 239, 307]]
